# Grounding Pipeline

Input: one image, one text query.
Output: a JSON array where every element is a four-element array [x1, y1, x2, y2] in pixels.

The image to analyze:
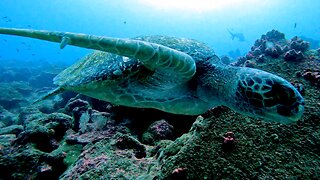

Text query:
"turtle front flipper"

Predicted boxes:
[[0, 28, 196, 82], [33, 87, 64, 104]]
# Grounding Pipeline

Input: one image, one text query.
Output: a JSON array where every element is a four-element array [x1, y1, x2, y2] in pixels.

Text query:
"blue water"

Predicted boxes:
[[0, 0, 319, 64]]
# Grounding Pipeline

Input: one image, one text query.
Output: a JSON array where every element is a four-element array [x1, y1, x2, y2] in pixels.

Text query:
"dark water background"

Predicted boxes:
[[0, 0, 319, 64]]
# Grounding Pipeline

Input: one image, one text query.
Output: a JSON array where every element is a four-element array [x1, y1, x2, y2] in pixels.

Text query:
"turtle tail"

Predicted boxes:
[[0, 27, 196, 82], [33, 87, 64, 104]]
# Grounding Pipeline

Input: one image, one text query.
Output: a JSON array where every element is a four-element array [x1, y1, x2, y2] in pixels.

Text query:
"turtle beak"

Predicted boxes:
[[277, 101, 304, 124], [262, 94, 304, 124]]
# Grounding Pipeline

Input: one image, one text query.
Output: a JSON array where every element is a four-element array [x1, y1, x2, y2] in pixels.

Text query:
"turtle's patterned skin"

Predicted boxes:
[[55, 36, 215, 115], [0, 28, 304, 124]]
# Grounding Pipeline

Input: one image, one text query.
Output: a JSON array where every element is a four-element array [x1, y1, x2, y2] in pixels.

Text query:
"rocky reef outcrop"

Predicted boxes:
[[0, 60, 67, 114], [0, 108, 72, 179], [233, 29, 310, 67], [0, 30, 319, 179]]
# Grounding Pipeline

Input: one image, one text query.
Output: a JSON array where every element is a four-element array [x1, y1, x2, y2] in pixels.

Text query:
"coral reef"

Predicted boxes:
[[303, 71, 320, 86], [0, 83, 26, 110], [233, 29, 310, 68], [263, 29, 286, 42], [0, 134, 16, 147], [15, 111, 72, 152], [248, 29, 286, 59], [0, 125, 23, 136], [0, 109, 72, 179], [0, 105, 17, 126], [60, 133, 158, 179], [0, 59, 65, 114], [0, 145, 67, 179], [0, 30, 319, 179], [220, 55, 231, 65], [289, 36, 310, 52], [154, 107, 320, 179], [142, 119, 174, 145], [284, 49, 305, 61]]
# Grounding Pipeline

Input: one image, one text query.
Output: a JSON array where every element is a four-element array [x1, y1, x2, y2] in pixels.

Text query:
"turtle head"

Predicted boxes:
[[230, 68, 304, 124]]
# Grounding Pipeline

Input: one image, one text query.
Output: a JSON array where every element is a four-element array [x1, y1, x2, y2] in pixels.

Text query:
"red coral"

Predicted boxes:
[[171, 167, 187, 179], [222, 132, 237, 152]]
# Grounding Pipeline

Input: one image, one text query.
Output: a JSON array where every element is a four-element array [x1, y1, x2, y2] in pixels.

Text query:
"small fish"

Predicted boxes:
[[294, 23, 297, 29], [2, 39, 7, 42], [32, 54, 35, 56], [16, 48, 19, 52], [27, 25, 32, 28], [123, 21, 127, 24], [2, 16, 8, 19]]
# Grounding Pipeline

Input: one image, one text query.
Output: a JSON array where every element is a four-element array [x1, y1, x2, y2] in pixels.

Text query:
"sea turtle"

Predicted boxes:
[[0, 28, 304, 124]]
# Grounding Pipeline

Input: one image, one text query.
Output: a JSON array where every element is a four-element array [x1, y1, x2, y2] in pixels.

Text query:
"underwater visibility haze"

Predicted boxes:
[[0, 0, 319, 63], [0, 0, 319, 179]]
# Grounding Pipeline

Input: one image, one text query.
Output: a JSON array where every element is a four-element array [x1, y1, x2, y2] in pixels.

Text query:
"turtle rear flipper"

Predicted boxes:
[[33, 87, 64, 104]]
